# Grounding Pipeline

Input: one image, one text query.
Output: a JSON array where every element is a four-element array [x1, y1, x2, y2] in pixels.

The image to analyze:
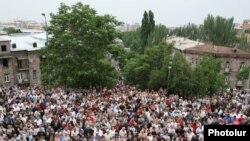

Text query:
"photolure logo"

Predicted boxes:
[[204, 125, 250, 141], [208, 129, 247, 136]]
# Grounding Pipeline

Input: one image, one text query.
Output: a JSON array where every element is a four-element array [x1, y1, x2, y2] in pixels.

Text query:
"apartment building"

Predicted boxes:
[[0, 33, 45, 87], [167, 36, 250, 89], [184, 45, 250, 88], [235, 19, 250, 43]]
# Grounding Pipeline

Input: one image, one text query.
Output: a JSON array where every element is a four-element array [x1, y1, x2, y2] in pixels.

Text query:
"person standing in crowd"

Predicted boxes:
[[0, 84, 249, 141]]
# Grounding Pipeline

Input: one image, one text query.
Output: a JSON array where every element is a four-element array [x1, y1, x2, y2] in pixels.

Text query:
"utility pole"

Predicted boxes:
[[42, 13, 51, 88]]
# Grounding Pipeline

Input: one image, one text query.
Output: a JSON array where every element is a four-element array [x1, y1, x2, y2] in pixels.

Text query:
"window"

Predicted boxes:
[[226, 62, 230, 68], [17, 73, 23, 81], [195, 59, 198, 65], [191, 58, 194, 64], [225, 75, 230, 82], [33, 42, 37, 48], [33, 70, 37, 80], [3, 59, 8, 67], [17, 60, 28, 69], [12, 43, 16, 48], [240, 62, 245, 69], [4, 74, 9, 82], [17, 60, 23, 69], [1, 45, 7, 52]]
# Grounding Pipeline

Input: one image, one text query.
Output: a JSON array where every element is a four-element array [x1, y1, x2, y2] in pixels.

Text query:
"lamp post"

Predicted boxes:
[[41, 13, 48, 44], [168, 58, 173, 89], [41, 13, 50, 88], [248, 69, 250, 89]]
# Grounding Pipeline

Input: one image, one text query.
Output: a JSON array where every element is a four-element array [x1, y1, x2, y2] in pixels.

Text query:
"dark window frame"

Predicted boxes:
[[1, 45, 7, 52]]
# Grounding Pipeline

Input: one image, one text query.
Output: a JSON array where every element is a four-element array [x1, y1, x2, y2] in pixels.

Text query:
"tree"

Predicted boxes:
[[140, 10, 155, 51], [168, 53, 195, 95], [140, 11, 149, 49], [170, 15, 247, 49], [39, 2, 120, 88], [237, 36, 250, 52], [237, 66, 250, 80], [170, 23, 202, 41], [147, 24, 169, 47], [148, 10, 155, 33], [194, 55, 226, 95], [3, 27, 22, 34], [202, 15, 237, 47], [121, 29, 142, 52], [107, 44, 128, 70], [124, 42, 172, 89]]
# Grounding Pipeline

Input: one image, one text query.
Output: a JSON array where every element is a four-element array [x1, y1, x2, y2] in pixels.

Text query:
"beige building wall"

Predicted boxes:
[[242, 20, 250, 43], [28, 52, 42, 86], [0, 40, 15, 87], [184, 52, 250, 89]]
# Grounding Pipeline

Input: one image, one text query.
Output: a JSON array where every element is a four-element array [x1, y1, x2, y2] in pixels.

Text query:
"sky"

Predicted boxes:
[[0, 0, 249, 27]]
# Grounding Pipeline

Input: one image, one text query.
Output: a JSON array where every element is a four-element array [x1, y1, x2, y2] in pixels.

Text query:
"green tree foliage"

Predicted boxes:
[[39, 2, 120, 88], [140, 11, 149, 48], [140, 10, 155, 51], [107, 44, 128, 69], [148, 10, 155, 33], [124, 44, 227, 95], [124, 42, 171, 89], [121, 29, 142, 52], [168, 53, 195, 95], [194, 55, 226, 95], [170, 15, 246, 49], [170, 23, 202, 40], [237, 66, 250, 80], [3, 27, 22, 34], [202, 15, 237, 47], [121, 25, 168, 53], [236, 36, 250, 52], [147, 24, 169, 47]]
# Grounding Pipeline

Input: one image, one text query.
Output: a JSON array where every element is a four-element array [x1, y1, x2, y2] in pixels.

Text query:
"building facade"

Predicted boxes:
[[235, 20, 250, 43], [0, 38, 15, 86], [184, 45, 250, 88], [0, 33, 45, 87]]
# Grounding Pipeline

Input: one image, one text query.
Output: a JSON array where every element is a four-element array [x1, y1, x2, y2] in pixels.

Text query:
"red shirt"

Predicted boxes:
[[166, 99, 172, 106]]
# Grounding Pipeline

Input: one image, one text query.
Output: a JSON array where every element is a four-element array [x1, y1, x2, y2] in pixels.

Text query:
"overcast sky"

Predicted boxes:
[[0, 0, 249, 26]]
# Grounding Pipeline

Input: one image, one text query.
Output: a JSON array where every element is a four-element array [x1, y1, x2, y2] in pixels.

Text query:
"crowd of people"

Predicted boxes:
[[0, 84, 249, 141]]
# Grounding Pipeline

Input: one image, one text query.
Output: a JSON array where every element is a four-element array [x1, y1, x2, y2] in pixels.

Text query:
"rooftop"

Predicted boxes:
[[185, 44, 250, 58], [0, 32, 46, 51], [166, 36, 204, 51]]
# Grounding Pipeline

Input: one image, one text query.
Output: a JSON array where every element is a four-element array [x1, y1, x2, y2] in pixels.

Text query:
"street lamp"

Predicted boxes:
[[41, 13, 48, 44], [168, 58, 173, 89], [41, 13, 50, 88], [248, 69, 250, 89]]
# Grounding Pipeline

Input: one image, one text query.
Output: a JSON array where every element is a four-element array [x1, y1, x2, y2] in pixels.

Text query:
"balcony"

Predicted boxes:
[[236, 81, 243, 87], [17, 67, 29, 71], [224, 68, 231, 74], [17, 59, 29, 71], [18, 79, 30, 84]]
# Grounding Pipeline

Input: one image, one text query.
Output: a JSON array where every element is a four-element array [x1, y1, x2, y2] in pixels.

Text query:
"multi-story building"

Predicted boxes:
[[184, 44, 250, 88], [235, 20, 250, 43], [242, 20, 250, 43], [167, 36, 250, 89], [0, 33, 46, 87]]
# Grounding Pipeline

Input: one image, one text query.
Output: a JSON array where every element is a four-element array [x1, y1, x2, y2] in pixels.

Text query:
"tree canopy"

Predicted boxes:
[[194, 55, 226, 95], [140, 10, 155, 52], [170, 15, 249, 50], [3, 27, 22, 34], [39, 2, 120, 88], [202, 15, 237, 47]]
